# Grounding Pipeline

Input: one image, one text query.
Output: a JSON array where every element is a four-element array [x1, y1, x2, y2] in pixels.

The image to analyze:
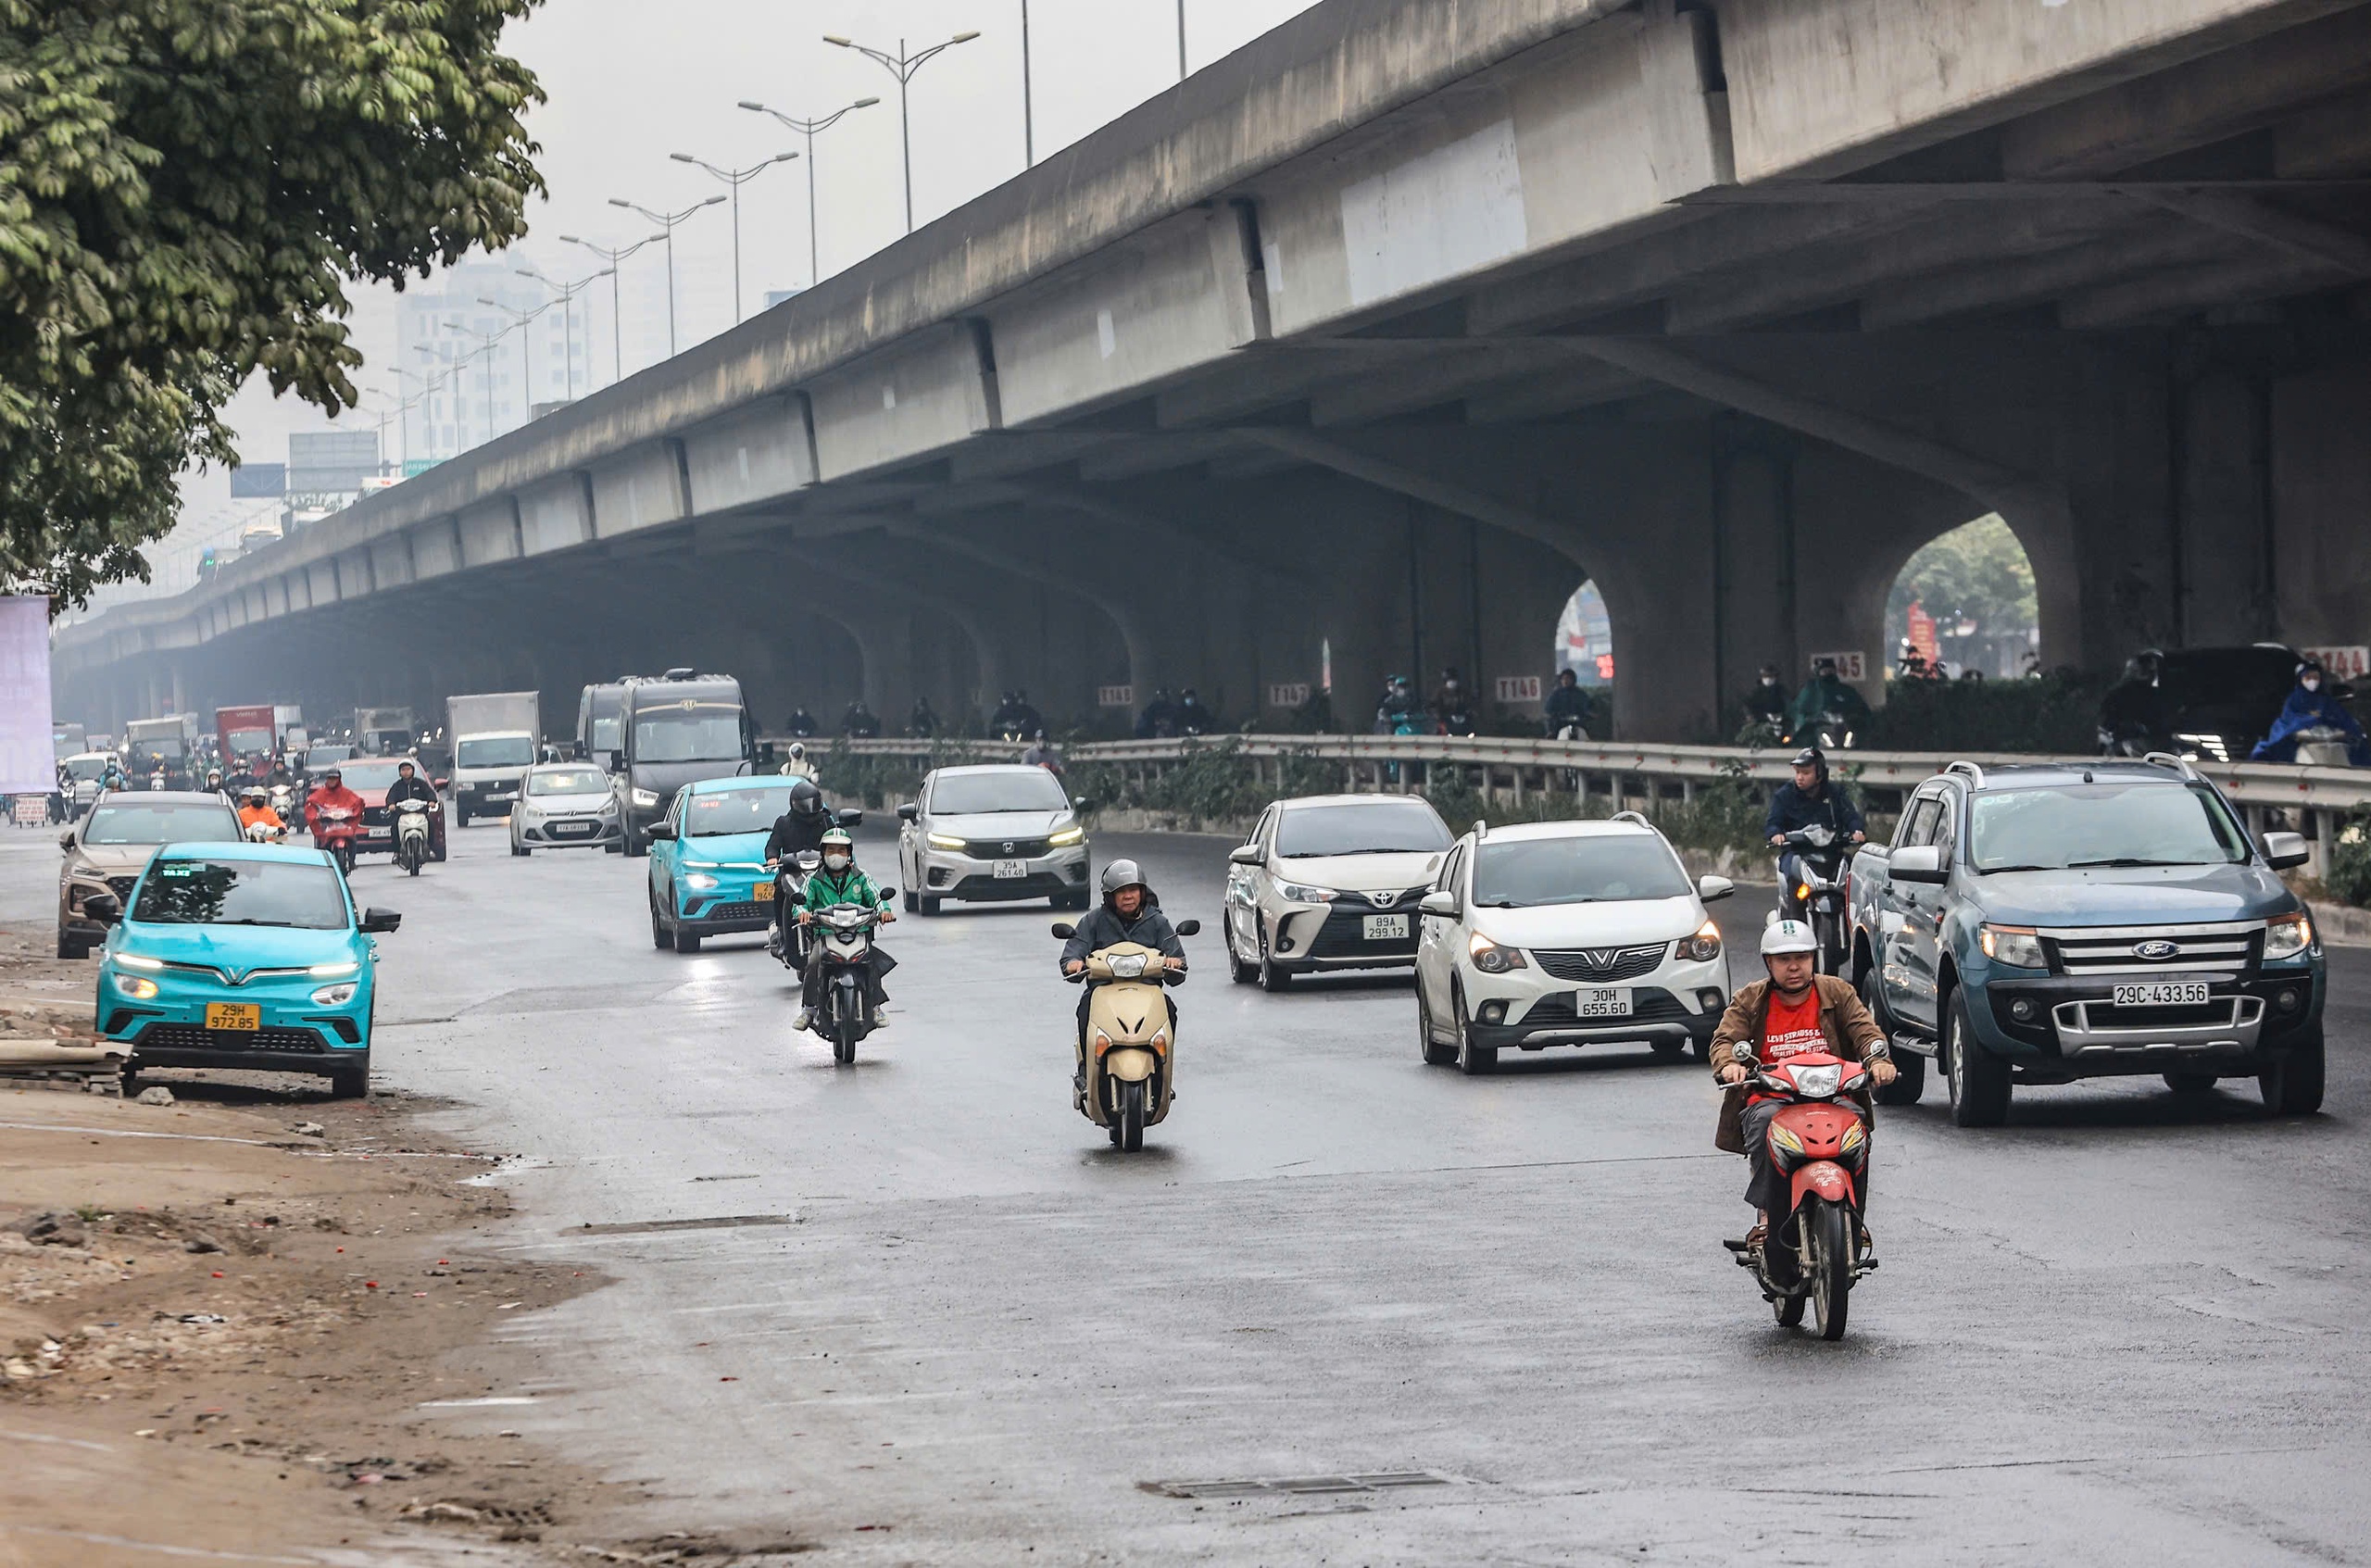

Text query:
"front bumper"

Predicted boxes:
[[1463, 956, 1729, 1051], [1268, 901, 1425, 972], [517, 809, 621, 847], [99, 975, 370, 1078], [915, 843, 1089, 903], [1967, 968, 2322, 1081], [676, 877, 776, 935]]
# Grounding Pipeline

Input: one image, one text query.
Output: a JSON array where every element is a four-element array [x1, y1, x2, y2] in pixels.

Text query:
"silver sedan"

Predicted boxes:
[[895, 764, 1091, 914], [509, 762, 622, 854]]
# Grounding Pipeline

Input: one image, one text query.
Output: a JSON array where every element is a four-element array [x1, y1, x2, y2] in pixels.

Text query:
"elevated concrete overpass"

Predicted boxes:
[[56, 0, 2371, 742]]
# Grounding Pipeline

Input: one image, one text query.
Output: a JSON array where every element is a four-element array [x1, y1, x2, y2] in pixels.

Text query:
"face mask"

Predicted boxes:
[[823, 853, 851, 872]]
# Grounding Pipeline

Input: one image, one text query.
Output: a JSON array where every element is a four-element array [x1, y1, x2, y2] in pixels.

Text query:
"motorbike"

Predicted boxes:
[[1051, 917, 1200, 1152], [2292, 723, 2363, 769], [2096, 722, 2164, 759], [243, 816, 285, 844], [391, 796, 436, 876], [1724, 1049, 1876, 1340], [147, 769, 166, 791], [1777, 825, 1853, 976], [268, 782, 296, 822], [67, 778, 101, 821], [311, 805, 361, 875], [768, 849, 823, 970], [805, 897, 894, 1065], [1800, 709, 1857, 751]]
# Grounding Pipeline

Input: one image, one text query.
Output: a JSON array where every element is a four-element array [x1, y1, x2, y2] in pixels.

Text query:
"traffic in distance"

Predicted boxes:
[[45, 662, 2334, 1342]]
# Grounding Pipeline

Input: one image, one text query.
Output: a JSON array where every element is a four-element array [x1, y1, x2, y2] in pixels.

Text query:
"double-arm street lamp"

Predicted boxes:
[[822, 31, 980, 234], [606, 194, 727, 358], [558, 233, 663, 384], [479, 296, 555, 415], [517, 264, 612, 400], [737, 96, 878, 287], [669, 150, 798, 323]]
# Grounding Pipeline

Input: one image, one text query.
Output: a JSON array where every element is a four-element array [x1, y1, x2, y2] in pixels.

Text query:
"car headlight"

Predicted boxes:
[[2264, 911, 2315, 961], [1468, 932, 1528, 973], [598, 796, 619, 815], [113, 973, 158, 1000], [308, 960, 359, 977], [1275, 881, 1337, 904], [1682, 919, 1722, 962], [631, 787, 659, 809], [927, 833, 967, 851], [1978, 924, 2048, 969], [310, 982, 358, 1005], [684, 872, 719, 890], [1048, 824, 1085, 847], [114, 952, 164, 972]]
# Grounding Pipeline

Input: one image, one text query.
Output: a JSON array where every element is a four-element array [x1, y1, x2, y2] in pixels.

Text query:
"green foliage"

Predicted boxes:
[[1861, 671, 2106, 755], [2328, 810, 2371, 909], [1886, 515, 2038, 653], [1420, 757, 1769, 857], [0, 0, 546, 602], [812, 741, 927, 809]]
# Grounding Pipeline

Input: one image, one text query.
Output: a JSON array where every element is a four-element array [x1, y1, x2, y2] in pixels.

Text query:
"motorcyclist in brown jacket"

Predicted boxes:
[[1712, 919, 1894, 1249]]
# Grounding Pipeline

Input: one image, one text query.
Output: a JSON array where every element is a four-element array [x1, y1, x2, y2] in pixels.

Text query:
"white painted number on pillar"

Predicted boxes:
[[2304, 646, 2369, 680], [1268, 683, 1310, 709], [1809, 651, 1868, 682], [1494, 675, 1541, 704]]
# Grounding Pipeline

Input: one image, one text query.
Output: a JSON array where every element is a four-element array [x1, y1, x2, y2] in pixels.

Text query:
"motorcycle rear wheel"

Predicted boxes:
[[1120, 1079, 1146, 1152], [1806, 1199, 1852, 1340]]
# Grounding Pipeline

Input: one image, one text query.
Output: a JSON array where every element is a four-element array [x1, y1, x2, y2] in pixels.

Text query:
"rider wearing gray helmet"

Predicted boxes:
[[1060, 860, 1186, 1097]]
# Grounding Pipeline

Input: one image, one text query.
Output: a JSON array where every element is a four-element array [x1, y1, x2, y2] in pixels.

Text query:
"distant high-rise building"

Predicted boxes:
[[394, 260, 588, 460]]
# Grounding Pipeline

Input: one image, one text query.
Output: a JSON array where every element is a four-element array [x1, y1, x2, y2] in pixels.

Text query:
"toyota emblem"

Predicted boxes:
[[2133, 939, 2179, 961]]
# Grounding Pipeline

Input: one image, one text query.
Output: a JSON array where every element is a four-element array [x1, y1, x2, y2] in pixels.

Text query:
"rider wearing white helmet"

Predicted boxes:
[[1710, 918, 1895, 1249]]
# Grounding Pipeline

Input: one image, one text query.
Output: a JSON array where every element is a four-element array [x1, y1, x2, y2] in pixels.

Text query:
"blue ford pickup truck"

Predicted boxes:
[[1847, 758, 2324, 1126]]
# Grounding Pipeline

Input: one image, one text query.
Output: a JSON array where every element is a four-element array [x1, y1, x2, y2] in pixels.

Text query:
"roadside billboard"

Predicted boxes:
[[0, 596, 56, 795]]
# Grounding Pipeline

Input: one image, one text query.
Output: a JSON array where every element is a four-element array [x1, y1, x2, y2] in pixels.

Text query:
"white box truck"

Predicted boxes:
[[446, 691, 540, 827]]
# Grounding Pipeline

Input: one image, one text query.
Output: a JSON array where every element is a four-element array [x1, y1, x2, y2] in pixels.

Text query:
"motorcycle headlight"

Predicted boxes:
[[310, 982, 358, 1006], [1107, 954, 1148, 979], [1682, 919, 1722, 962], [1468, 933, 1527, 973], [2264, 911, 2315, 961], [1978, 924, 2047, 970], [927, 833, 967, 850], [1048, 824, 1085, 847], [684, 873, 719, 890], [631, 787, 659, 809], [1790, 1063, 1845, 1099], [1275, 881, 1337, 904], [113, 973, 158, 1000]]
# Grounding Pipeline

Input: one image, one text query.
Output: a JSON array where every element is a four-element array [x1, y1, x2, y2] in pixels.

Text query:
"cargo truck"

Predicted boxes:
[[446, 691, 541, 827], [214, 705, 278, 769], [124, 716, 199, 787], [352, 707, 418, 757]]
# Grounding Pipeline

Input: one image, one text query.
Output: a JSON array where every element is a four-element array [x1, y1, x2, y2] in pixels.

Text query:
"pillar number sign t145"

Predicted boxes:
[[1809, 651, 1868, 682]]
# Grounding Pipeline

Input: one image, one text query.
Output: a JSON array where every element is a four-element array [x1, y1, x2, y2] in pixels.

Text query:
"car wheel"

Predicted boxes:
[[56, 932, 87, 960], [1417, 979, 1456, 1067], [1228, 918, 1255, 985], [1257, 927, 1291, 992], [903, 888, 918, 913], [1943, 988, 2010, 1127], [2258, 1024, 2325, 1116], [673, 923, 702, 954], [512, 842, 530, 857], [921, 895, 943, 916], [454, 804, 469, 829], [329, 1063, 370, 1099], [648, 892, 670, 950], [1454, 985, 1495, 1075], [624, 831, 646, 859]]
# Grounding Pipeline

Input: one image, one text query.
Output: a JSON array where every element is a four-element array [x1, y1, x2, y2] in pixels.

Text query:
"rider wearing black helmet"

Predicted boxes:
[[1764, 747, 1866, 919], [1743, 662, 1789, 727], [764, 778, 839, 955], [1060, 859, 1186, 1100]]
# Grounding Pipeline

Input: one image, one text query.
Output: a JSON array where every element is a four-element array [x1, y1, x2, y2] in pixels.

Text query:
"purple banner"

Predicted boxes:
[[0, 596, 56, 795]]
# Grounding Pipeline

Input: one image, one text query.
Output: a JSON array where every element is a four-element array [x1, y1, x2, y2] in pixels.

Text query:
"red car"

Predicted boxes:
[[328, 759, 448, 863]]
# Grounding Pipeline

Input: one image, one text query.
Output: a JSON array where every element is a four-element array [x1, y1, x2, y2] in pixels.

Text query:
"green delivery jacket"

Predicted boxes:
[[798, 865, 891, 916]]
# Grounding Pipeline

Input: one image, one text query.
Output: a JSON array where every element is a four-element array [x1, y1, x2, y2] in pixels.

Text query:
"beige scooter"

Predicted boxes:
[[1052, 918, 1198, 1151]]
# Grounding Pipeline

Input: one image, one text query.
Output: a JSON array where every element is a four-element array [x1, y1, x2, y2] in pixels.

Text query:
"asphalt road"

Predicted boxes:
[[10, 816, 2371, 1564]]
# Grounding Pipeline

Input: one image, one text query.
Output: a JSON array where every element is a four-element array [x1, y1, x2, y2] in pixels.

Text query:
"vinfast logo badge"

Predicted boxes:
[[2133, 940, 2180, 961]]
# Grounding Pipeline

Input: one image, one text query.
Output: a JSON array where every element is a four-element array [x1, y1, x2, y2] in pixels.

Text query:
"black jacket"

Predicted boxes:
[[385, 774, 438, 808], [1742, 681, 1789, 722], [1060, 897, 1186, 975], [1764, 781, 1865, 840], [764, 809, 835, 861]]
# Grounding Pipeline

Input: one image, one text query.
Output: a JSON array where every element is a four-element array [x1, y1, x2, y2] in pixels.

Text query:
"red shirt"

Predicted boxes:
[[1748, 986, 1828, 1103]]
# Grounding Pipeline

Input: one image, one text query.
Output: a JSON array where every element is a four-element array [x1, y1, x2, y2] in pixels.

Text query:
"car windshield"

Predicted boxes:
[[1471, 834, 1690, 908], [82, 803, 243, 846], [589, 716, 621, 751], [63, 757, 110, 781], [334, 761, 409, 790], [306, 746, 352, 765], [1276, 800, 1451, 858], [132, 859, 348, 929], [457, 736, 535, 768], [633, 712, 744, 763], [223, 728, 272, 756], [1969, 783, 2251, 871], [131, 737, 186, 759], [929, 771, 1071, 814], [684, 786, 797, 836], [531, 768, 608, 797]]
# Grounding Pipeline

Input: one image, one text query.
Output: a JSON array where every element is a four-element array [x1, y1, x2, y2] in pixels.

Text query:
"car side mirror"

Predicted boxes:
[[1174, 919, 1201, 937], [1890, 845, 1948, 884], [358, 907, 402, 934], [837, 809, 864, 829], [604, 751, 623, 773], [648, 823, 677, 842], [897, 802, 919, 822], [1419, 890, 1457, 918], [82, 892, 120, 925], [1050, 922, 1076, 940], [1696, 874, 1735, 903], [1227, 844, 1262, 866], [58, 829, 76, 852], [2261, 831, 2311, 871]]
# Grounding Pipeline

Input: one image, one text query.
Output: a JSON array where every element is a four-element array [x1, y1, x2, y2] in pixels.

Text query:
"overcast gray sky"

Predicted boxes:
[[157, 0, 1323, 580]]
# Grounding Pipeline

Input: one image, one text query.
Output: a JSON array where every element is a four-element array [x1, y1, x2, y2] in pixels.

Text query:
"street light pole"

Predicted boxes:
[[519, 266, 612, 401], [1178, 0, 1188, 80], [1022, 1, 1034, 166], [737, 96, 879, 288], [606, 195, 727, 358], [444, 319, 507, 444], [822, 31, 981, 234], [558, 233, 664, 384], [480, 297, 554, 416], [668, 151, 797, 323]]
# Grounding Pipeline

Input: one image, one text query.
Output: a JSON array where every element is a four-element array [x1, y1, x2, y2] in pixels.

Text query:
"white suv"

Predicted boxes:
[[1413, 814, 1735, 1074]]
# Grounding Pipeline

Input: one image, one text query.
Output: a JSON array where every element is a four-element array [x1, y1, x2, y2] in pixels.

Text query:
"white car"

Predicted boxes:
[[508, 762, 621, 854], [1223, 795, 1454, 989], [1413, 814, 1735, 1074], [895, 765, 1091, 913]]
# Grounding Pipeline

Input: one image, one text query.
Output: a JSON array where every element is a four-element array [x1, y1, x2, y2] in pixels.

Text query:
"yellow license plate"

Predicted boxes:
[[754, 881, 774, 901], [206, 1003, 260, 1032]]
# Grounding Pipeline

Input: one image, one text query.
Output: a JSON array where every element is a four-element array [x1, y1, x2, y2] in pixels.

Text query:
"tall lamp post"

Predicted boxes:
[[558, 233, 663, 384], [736, 96, 878, 287], [517, 265, 612, 400], [822, 31, 981, 234], [479, 296, 553, 415], [441, 319, 508, 445], [668, 151, 798, 323], [606, 194, 726, 358], [1177, 0, 1188, 79]]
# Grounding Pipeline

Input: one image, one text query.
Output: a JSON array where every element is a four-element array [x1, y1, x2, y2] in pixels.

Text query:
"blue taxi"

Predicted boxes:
[[89, 843, 400, 1098], [646, 776, 858, 953]]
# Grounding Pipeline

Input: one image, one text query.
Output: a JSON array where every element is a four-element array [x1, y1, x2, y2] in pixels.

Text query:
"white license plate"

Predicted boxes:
[[1362, 913, 1410, 941], [2114, 981, 2210, 1008], [993, 859, 1027, 880], [364, 827, 390, 839], [1575, 987, 1633, 1018], [487, 792, 515, 803]]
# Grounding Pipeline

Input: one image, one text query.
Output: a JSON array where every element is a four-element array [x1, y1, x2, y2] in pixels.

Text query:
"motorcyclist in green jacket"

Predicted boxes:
[[1789, 659, 1872, 744], [793, 828, 897, 1031]]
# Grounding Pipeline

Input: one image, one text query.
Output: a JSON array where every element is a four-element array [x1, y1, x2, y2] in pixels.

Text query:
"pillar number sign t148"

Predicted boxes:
[[1098, 685, 1135, 709]]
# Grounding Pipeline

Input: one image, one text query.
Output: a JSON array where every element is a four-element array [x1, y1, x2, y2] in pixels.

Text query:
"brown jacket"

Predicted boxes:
[[1710, 973, 1889, 1153]]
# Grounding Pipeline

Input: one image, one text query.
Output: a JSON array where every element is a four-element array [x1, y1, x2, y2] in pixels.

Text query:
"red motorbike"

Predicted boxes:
[[310, 805, 361, 875], [1725, 1050, 1876, 1340]]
